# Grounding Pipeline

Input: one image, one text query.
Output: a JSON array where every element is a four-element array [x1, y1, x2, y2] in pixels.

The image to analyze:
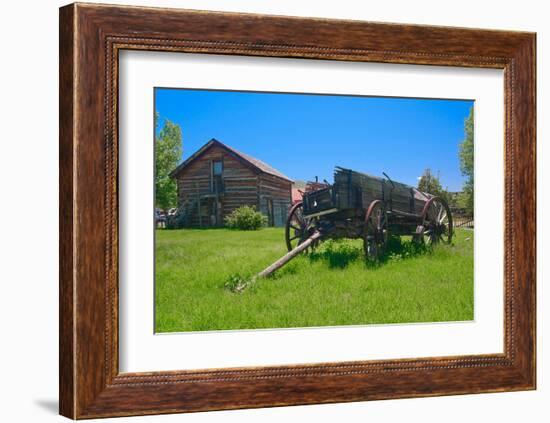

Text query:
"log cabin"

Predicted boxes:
[[169, 138, 293, 227]]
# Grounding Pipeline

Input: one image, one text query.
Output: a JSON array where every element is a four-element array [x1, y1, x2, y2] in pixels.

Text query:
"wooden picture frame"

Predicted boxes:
[[59, 2, 536, 419]]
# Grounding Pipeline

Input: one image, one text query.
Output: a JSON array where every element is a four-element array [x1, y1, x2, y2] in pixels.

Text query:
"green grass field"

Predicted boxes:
[[155, 227, 474, 332]]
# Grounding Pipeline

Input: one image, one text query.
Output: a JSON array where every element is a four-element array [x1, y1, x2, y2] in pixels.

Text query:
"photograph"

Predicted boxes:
[[154, 88, 475, 333]]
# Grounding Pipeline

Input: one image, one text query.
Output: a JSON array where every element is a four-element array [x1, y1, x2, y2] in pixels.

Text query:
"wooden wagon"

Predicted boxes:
[[285, 167, 453, 261], [248, 166, 454, 284]]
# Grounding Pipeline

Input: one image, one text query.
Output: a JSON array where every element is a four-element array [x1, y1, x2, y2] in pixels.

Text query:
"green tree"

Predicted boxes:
[[459, 107, 474, 214], [454, 191, 471, 210], [155, 117, 182, 210], [417, 168, 451, 204], [418, 168, 441, 194]]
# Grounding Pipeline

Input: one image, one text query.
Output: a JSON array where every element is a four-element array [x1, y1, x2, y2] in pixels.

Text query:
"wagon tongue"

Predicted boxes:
[[256, 230, 323, 279]]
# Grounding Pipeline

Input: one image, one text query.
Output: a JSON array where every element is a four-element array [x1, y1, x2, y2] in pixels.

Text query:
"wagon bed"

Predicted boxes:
[[302, 167, 432, 218]]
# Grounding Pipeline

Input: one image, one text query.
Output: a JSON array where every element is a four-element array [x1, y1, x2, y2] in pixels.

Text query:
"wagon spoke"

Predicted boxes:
[[377, 213, 385, 230], [285, 202, 317, 253], [436, 202, 444, 221], [364, 200, 388, 262], [419, 196, 453, 245]]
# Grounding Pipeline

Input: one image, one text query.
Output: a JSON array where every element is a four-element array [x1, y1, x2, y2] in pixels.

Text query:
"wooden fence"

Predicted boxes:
[[451, 208, 474, 229]]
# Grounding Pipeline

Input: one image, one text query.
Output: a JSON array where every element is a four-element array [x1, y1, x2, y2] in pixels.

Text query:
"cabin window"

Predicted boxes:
[[213, 160, 223, 176], [212, 160, 223, 193]]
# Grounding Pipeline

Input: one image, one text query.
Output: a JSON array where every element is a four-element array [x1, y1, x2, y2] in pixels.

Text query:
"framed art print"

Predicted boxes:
[[59, 3, 536, 419]]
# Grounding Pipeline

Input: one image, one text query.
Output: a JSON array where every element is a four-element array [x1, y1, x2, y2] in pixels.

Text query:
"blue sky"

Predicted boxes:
[[155, 88, 473, 192]]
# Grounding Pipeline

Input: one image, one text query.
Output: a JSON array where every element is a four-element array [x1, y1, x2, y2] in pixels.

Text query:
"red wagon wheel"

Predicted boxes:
[[364, 200, 388, 261], [285, 202, 317, 252], [417, 196, 453, 245]]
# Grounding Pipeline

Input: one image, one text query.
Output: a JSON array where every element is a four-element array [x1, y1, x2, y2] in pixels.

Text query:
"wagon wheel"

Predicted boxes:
[[285, 202, 318, 252], [417, 196, 453, 245], [363, 200, 388, 261]]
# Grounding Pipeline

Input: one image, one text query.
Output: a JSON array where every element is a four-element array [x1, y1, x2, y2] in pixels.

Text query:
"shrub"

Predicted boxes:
[[224, 205, 267, 230]]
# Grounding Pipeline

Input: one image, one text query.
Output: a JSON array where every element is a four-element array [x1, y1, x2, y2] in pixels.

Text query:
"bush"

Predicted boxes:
[[224, 205, 267, 230]]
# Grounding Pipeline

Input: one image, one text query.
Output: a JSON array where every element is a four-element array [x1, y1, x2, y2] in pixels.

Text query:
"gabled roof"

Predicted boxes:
[[169, 138, 292, 182]]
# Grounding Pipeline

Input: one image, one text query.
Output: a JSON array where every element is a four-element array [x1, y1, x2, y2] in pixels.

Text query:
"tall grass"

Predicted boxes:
[[155, 228, 473, 332]]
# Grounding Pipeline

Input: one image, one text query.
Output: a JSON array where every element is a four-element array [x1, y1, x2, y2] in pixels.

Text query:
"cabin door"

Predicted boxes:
[[207, 198, 223, 226], [215, 199, 222, 226], [267, 198, 274, 227]]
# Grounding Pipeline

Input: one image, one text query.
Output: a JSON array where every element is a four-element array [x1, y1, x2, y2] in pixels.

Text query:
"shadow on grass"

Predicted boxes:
[[308, 237, 432, 269], [308, 239, 362, 269], [376, 236, 432, 265]]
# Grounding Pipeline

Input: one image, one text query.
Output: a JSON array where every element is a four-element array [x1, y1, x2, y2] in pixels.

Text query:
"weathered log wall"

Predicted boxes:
[[258, 173, 292, 227], [175, 144, 258, 226], [174, 143, 291, 227]]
